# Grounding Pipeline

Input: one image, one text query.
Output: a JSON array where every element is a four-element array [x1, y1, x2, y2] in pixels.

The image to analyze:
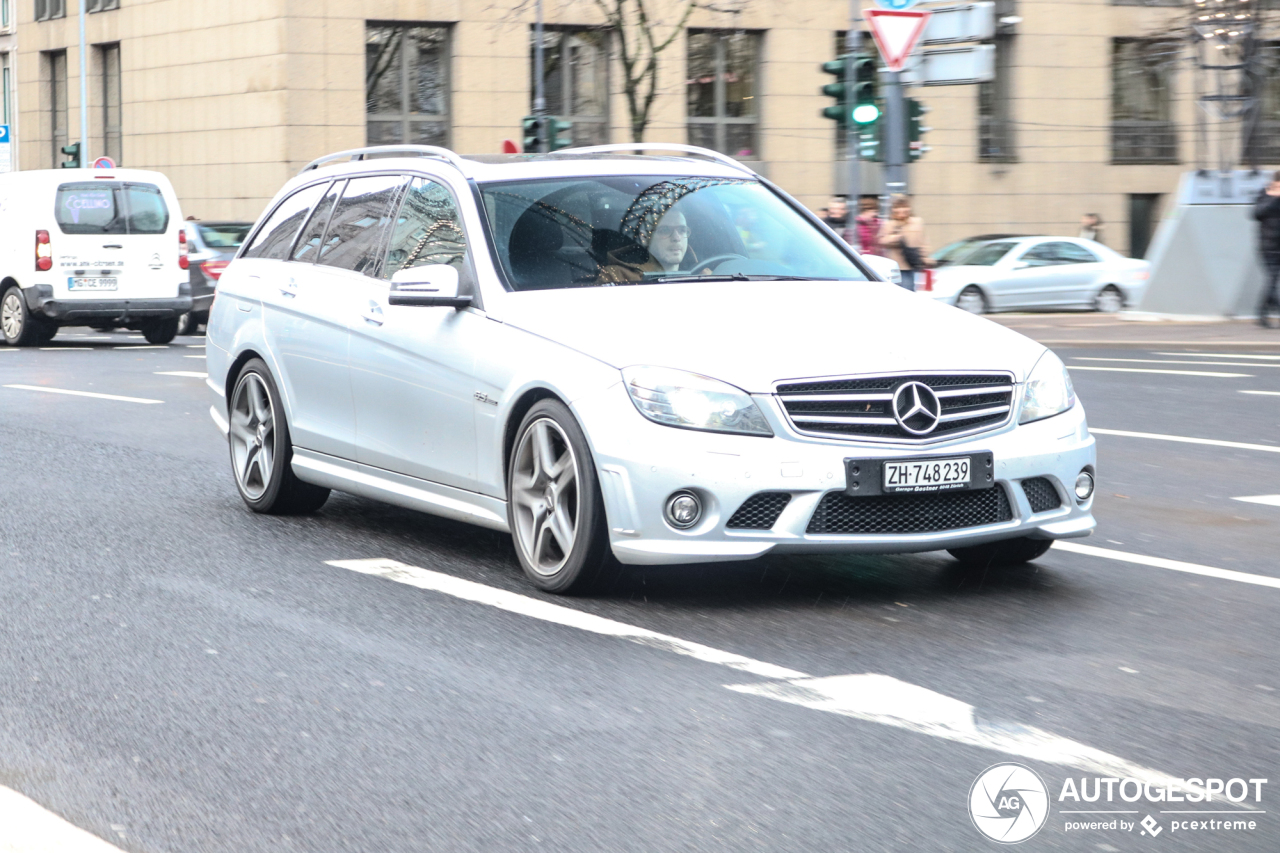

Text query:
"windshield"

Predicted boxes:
[[479, 176, 870, 291], [197, 223, 251, 248], [958, 241, 1017, 266], [54, 182, 171, 235]]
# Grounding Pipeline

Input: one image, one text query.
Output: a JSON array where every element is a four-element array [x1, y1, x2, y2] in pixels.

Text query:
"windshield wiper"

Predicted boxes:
[[651, 273, 815, 283]]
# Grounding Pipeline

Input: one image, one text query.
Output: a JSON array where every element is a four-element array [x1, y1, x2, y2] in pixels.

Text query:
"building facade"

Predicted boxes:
[[9, 0, 1255, 257]]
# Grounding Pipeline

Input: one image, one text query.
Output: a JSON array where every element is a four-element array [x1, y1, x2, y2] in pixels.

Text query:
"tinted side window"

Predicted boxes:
[[242, 182, 329, 260], [382, 177, 468, 278], [1019, 244, 1059, 267], [316, 175, 406, 276], [1056, 243, 1100, 264], [291, 181, 344, 263]]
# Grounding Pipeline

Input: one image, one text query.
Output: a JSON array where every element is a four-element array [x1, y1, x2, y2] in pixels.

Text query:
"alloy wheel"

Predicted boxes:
[[229, 372, 276, 500], [957, 287, 986, 315], [1095, 287, 1123, 314], [511, 418, 580, 577], [1, 292, 23, 340]]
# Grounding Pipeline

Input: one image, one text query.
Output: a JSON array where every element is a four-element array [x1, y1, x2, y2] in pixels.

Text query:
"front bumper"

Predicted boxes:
[[575, 384, 1096, 566], [24, 285, 192, 323]]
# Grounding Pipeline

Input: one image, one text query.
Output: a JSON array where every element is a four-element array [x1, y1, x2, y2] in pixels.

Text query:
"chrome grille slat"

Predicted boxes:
[[776, 372, 1015, 443]]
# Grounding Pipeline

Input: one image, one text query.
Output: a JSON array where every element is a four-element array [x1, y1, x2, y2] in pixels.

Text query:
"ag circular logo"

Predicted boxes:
[[969, 763, 1049, 844]]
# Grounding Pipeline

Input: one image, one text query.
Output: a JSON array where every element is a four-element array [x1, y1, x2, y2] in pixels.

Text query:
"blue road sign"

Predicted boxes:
[[875, 0, 921, 9], [0, 125, 9, 143]]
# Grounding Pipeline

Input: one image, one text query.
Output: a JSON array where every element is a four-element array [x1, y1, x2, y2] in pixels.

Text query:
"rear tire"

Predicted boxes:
[[947, 537, 1053, 568], [228, 359, 330, 515], [1094, 285, 1123, 314], [175, 312, 198, 336], [957, 285, 987, 315], [507, 398, 611, 594], [1, 286, 50, 347], [34, 323, 57, 344], [142, 317, 179, 344]]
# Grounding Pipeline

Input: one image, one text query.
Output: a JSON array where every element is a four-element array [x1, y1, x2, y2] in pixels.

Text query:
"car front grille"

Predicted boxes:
[[1021, 477, 1062, 512], [726, 492, 792, 529], [805, 486, 1014, 535], [776, 373, 1015, 442]]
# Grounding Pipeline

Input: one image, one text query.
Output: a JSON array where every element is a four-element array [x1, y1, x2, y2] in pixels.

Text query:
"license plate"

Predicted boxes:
[[844, 451, 993, 496], [884, 457, 970, 492], [68, 276, 118, 291]]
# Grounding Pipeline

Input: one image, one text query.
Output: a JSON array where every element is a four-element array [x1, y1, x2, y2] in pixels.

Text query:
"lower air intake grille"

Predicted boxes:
[[1021, 477, 1062, 512], [726, 492, 792, 529], [806, 486, 1013, 535]]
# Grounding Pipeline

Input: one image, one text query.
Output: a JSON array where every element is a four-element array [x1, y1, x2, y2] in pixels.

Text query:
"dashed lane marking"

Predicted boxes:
[[1091, 428, 1280, 453], [1054, 541, 1280, 590], [3, 384, 162, 405], [324, 557, 1208, 790], [1066, 366, 1251, 378], [154, 371, 207, 378], [1074, 357, 1280, 369], [1232, 495, 1280, 508], [1154, 352, 1280, 360], [38, 347, 95, 351], [184, 355, 206, 359], [1240, 390, 1280, 397], [111, 345, 168, 350], [0, 785, 127, 850]]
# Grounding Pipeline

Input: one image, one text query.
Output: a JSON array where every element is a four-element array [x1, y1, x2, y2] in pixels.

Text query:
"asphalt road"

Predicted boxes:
[[0, 318, 1278, 852]]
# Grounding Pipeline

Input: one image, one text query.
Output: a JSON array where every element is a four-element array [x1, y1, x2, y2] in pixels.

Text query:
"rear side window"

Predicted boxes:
[[962, 241, 1017, 266], [315, 175, 406, 277], [242, 182, 329, 260], [54, 182, 171, 235], [291, 181, 344, 263], [196, 223, 251, 248], [1055, 243, 1099, 264]]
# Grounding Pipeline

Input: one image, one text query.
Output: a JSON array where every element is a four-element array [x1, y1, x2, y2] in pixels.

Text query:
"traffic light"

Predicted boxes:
[[858, 125, 881, 162], [907, 98, 931, 162], [851, 55, 880, 126], [60, 142, 81, 169], [820, 56, 851, 128], [548, 117, 573, 151], [521, 116, 543, 153]]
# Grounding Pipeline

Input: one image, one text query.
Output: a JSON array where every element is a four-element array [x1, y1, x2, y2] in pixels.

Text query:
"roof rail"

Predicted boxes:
[[300, 145, 468, 174], [552, 143, 756, 175]]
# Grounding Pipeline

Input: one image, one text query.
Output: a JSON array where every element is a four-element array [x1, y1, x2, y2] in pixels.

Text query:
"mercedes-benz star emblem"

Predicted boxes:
[[892, 381, 942, 435]]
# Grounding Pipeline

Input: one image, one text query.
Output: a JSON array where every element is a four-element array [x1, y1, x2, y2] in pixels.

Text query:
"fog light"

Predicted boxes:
[[665, 491, 702, 529], [1074, 471, 1095, 501]]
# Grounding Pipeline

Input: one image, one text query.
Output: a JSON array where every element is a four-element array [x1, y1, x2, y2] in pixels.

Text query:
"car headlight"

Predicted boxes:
[[1019, 350, 1076, 424], [622, 366, 773, 436]]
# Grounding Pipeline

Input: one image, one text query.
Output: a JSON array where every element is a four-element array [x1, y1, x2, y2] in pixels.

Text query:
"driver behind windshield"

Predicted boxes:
[[598, 207, 694, 283]]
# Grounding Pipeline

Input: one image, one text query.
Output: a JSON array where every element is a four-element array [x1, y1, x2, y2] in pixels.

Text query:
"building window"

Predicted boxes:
[[1244, 43, 1280, 166], [1111, 39, 1179, 164], [99, 43, 122, 164], [45, 50, 68, 167], [2, 0, 10, 29], [686, 30, 760, 159], [978, 34, 1016, 161], [365, 24, 450, 148], [532, 28, 609, 148], [86, 0, 120, 11], [34, 0, 65, 21], [2, 53, 10, 126]]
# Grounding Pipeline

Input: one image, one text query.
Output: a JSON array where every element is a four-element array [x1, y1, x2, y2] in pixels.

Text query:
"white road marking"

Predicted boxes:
[[1232, 495, 1280, 508], [184, 355, 206, 359], [38, 347, 94, 351], [3, 384, 162, 405], [1074, 357, 1280, 369], [1155, 351, 1280, 360], [0, 785, 127, 851], [1053, 541, 1280, 590], [184, 344, 205, 348], [1090, 427, 1280, 453], [154, 371, 207, 378], [1240, 390, 1280, 397], [112, 345, 168, 350], [326, 557, 1205, 788], [1067, 366, 1251, 378]]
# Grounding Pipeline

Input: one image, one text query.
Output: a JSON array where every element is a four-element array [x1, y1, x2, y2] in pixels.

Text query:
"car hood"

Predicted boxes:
[[501, 281, 1045, 393]]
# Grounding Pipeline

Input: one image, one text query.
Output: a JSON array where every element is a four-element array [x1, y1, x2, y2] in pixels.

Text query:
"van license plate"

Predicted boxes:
[[68, 276, 118, 291]]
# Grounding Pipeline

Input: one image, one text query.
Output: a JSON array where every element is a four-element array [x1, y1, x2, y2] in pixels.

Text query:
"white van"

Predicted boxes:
[[0, 168, 192, 345]]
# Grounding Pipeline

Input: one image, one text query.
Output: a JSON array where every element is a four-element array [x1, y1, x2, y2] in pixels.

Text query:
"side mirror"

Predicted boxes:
[[388, 265, 472, 308], [862, 253, 902, 286]]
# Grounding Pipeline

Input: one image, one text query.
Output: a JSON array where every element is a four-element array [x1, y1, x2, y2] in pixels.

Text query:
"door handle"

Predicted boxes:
[[103, 244, 123, 249], [361, 301, 385, 326], [279, 278, 298, 298]]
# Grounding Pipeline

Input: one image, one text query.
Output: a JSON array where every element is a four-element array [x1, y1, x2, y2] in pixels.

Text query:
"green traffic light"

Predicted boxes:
[[852, 103, 880, 125]]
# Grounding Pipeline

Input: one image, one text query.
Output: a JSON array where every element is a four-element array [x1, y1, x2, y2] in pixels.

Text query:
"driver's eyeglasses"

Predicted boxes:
[[653, 225, 690, 238]]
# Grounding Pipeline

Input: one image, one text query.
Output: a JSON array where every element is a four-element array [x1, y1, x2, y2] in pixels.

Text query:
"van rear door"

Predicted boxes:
[[54, 181, 178, 300]]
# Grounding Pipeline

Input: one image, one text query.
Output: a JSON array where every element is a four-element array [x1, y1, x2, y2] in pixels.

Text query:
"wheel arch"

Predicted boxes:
[[225, 348, 268, 406], [502, 387, 569, 481]]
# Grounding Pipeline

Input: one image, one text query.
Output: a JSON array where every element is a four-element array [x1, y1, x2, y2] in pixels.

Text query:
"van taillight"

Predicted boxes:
[[36, 230, 52, 271], [178, 229, 189, 270], [201, 260, 228, 280]]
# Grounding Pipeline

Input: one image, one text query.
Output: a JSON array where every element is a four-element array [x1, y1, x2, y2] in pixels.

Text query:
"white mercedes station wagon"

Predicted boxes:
[[206, 144, 1096, 593]]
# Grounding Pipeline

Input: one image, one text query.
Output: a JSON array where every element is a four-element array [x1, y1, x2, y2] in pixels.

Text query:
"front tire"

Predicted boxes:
[[947, 536, 1053, 568], [228, 359, 330, 514], [507, 399, 610, 594], [957, 285, 987, 315], [1, 286, 51, 347], [142, 317, 179, 344], [1094, 285, 1123, 314]]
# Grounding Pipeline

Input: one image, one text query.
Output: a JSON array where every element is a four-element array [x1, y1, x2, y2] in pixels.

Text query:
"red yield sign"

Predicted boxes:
[[866, 9, 932, 73]]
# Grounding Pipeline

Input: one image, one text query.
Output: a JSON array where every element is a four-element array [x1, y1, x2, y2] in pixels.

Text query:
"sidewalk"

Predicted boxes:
[[988, 313, 1280, 348]]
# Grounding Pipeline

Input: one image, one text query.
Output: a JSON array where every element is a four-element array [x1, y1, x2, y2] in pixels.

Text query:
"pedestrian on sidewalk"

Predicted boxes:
[[852, 197, 882, 255], [878, 196, 931, 289], [819, 195, 850, 238], [1079, 213, 1104, 245], [1255, 172, 1280, 328]]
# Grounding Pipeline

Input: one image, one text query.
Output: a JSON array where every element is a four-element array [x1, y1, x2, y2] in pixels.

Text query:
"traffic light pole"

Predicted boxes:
[[844, 2, 860, 207], [883, 70, 908, 201], [78, 0, 88, 163]]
